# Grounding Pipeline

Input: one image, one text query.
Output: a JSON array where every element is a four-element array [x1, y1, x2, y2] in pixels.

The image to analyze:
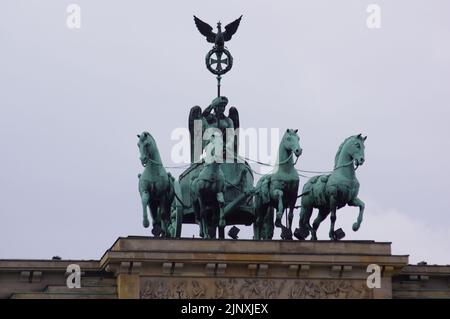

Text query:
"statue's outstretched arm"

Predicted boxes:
[[202, 104, 214, 117]]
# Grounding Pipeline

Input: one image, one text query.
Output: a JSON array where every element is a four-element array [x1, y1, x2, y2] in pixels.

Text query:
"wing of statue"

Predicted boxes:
[[223, 15, 242, 42], [189, 105, 203, 163], [189, 105, 202, 138], [228, 106, 240, 158], [193, 16, 216, 43], [228, 106, 239, 130]]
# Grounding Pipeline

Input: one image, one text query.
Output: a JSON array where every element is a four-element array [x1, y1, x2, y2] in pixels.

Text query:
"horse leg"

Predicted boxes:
[[206, 206, 216, 239], [328, 196, 338, 240], [160, 200, 171, 238], [299, 206, 313, 239], [312, 208, 329, 240], [253, 197, 263, 240], [217, 192, 225, 228], [159, 206, 166, 238], [288, 206, 294, 232], [141, 190, 150, 228], [192, 195, 204, 238], [263, 207, 274, 240], [253, 209, 260, 240], [274, 190, 284, 228], [149, 201, 162, 237], [198, 196, 209, 239], [349, 197, 365, 231], [218, 227, 225, 239]]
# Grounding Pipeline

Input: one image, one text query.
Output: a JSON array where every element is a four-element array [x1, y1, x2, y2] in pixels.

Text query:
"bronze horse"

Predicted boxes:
[[254, 129, 302, 240], [137, 132, 175, 237], [299, 134, 367, 240], [191, 133, 226, 239]]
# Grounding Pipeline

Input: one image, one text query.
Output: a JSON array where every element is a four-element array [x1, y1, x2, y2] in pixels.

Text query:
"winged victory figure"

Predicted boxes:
[[188, 96, 240, 163]]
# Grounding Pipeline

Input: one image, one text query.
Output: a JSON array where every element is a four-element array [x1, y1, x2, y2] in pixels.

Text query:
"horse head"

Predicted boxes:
[[336, 134, 367, 168], [203, 130, 224, 164], [282, 129, 302, 158], [137, 131, 155, 167]]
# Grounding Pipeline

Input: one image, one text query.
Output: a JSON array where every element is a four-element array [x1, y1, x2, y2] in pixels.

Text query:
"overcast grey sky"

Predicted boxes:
[[1, 1, 449, 264]]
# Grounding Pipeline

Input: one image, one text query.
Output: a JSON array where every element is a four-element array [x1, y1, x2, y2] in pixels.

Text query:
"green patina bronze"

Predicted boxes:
[[298, 134, 367, 240], [191, 133, 226, 239], [194, 15, 242, 96], [137, 132, 175, 238], [254, 129, 302, 240], [188, 96, 239, 163], [136, 17, 369, 241]]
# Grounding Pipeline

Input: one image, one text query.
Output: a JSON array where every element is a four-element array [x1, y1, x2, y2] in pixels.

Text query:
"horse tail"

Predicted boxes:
[[296, 190, 310, 198], [174, 190, 189, 209]]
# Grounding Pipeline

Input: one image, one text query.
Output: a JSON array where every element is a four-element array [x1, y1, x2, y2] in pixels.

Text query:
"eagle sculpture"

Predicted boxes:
[[194, 15, 242, 49]]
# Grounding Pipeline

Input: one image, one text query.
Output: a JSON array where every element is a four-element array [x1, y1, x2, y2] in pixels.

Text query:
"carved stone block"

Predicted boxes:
[[31, 271, 42, 283], [300, 264, 310, 277], [217, 263, 227, 275], [140, 278, 373, 299], [288, 265, 299, 277], [19, 271, 30, 283]]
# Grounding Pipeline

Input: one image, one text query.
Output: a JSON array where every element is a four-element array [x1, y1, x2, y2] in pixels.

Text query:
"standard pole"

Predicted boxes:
[[217, 75, 221, 97]]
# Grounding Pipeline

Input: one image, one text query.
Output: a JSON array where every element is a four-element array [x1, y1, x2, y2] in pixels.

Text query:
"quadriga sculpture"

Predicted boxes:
[[298, 134, 367, 240], [253, 129, 302, 240], [137, 132, 175, 238]]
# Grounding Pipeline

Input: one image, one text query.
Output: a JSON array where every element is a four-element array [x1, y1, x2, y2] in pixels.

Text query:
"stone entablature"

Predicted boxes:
[[100, 237, 407, 299], [393, 265, 450, 299], [1, 237, 449, 299]]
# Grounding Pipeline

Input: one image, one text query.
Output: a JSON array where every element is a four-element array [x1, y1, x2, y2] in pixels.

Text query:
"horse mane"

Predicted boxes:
[[142, 132, 158, 149], [334, 136, 356, 168], [144, 132, 156, 143], [143, 132, 162, 162]]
